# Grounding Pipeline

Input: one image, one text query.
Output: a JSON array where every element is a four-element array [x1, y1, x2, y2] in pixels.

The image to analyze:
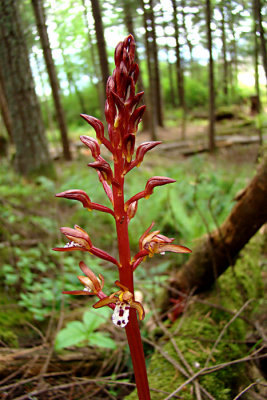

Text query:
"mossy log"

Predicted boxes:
[[170, 154, 267, 293]]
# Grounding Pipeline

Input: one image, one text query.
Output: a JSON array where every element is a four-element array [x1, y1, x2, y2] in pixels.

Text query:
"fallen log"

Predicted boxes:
[[170, 154, 267, 293]]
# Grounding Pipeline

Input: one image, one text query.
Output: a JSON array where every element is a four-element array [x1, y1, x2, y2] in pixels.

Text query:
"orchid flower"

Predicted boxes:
[[93, 281, 145, 328]]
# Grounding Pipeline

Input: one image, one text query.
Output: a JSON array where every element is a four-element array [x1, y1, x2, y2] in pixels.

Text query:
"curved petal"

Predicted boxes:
[[93, 297, 116, 309], [62, 290, 94, 295], [130, 301, 145, 320]]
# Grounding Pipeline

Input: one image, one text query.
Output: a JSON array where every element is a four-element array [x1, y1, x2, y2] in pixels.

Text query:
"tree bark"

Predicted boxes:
[[31, 0, 71, 161], [90, 0, 110, 99], [141, 0, 157, 140], [81, 0, 105, 119], [123, 1, 149, 130], [254, 0, 267, 93], [171, 0, 186, 139], [148, 0, 164, 127], [0, 67, 13, 142], [206, 0, 216, 152], [220, 1, 228, 99], [170, 155, 267, 293], [0, 0, 52, 176]]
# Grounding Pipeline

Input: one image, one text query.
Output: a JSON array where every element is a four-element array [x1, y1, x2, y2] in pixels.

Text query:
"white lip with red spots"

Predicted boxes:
[[64, 241, 83, 248], [112, 302, 130, 328]]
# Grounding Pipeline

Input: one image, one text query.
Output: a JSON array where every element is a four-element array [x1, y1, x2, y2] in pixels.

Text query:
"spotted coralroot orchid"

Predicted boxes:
[[54, 35, 191, 400]]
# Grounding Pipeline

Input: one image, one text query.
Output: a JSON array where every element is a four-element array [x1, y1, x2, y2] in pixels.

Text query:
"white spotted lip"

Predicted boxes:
[[112, 302, 130, 328]]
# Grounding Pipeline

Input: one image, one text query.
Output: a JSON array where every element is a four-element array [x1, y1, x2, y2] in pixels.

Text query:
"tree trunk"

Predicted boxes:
[[254, 0, 267, 93], [31, 0, 71, 160], [253, 0, 263, 145], [0, 67, 13, 142], [220, 1, 228, 100], [81, 0, 105, 119], [148, 0, 164, 127], [141, 0, 157, 140], [123, 1, 149, 131], [206, 0, 216, 152], [0, 0, 52, 176], [160, 6, 177, 108], [181, 0, 193, 64], [59, 42, 86, 112], [171, 0, 186, 139], [170, 155, 267, 293], [90, 0, 110, 99]]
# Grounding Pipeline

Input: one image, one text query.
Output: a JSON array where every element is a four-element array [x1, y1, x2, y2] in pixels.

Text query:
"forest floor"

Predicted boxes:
[[0, 114, 267, 399]]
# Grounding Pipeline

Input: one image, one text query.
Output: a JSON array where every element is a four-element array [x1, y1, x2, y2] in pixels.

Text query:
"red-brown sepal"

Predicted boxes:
[[124, 141, 162, 174], [80, 114, 112, 151], [80, 136, 101, 159], [97, 171, 114, 204], [125, 176, 176, 210], [56, 189, 114, 216], [122, 133, 135, 163], [128, 105, 146, 134], [56, 189, 91, 208], [127, 200, 138, 221], [88, 156, 113, 185], [144, 176, 176, 198], [90, 246, 120, 267]]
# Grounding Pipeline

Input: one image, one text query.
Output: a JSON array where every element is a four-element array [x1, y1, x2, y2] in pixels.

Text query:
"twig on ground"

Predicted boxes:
[[11, 375, 183, 400], [233, 381, 267, 400], [204, 298, 253, 367]]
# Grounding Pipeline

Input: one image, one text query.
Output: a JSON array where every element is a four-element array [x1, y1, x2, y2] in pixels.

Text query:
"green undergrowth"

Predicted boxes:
[[126, 233, 265, 400]]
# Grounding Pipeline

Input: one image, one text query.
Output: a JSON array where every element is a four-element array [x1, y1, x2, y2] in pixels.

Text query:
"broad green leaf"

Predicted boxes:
[[83, 308, 110, 332], [55, 325, 87, 351], [89, 332, 116, 349]]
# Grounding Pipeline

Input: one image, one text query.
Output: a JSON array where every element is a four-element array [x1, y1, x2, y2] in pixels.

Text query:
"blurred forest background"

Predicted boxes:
[[0, 0, 267, 399]]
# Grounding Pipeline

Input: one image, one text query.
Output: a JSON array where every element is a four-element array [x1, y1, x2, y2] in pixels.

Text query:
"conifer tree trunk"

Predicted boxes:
[[123, 1, 149, 130], [0, 68, 13, 142], [90, 0, 110, 98], [171, 0, 186, 139], [181, 0, 193, 64], [59, 42, 86, 112], [170, 155, 267, 293], [81, 0, 105, 118], [220, 1, 228, 99], [0, 0, 52, 176], [141, 0, 157, 140], [253, 0, 263, 145], [160, 7, 177, 108], [171, 0, 184, 108], [206, 0, 216, 152], [31, 0, 71, 160], [148, 0, 164, 127], [254, 0, 267, 92]]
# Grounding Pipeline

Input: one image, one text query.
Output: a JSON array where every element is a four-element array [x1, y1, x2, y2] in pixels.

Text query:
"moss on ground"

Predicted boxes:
[[126, 233, 265, 400], [0, 293, 32, 348]]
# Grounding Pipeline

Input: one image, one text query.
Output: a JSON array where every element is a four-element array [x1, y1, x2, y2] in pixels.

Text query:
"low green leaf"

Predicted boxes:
[[89, 332, 116, 349]]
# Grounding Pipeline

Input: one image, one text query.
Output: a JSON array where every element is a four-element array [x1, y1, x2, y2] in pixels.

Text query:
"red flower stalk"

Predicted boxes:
[[55, 35, 191, 400]]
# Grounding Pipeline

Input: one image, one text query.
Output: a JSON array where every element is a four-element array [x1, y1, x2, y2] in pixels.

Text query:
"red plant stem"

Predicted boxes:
[[113, 148, 151, 400]]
